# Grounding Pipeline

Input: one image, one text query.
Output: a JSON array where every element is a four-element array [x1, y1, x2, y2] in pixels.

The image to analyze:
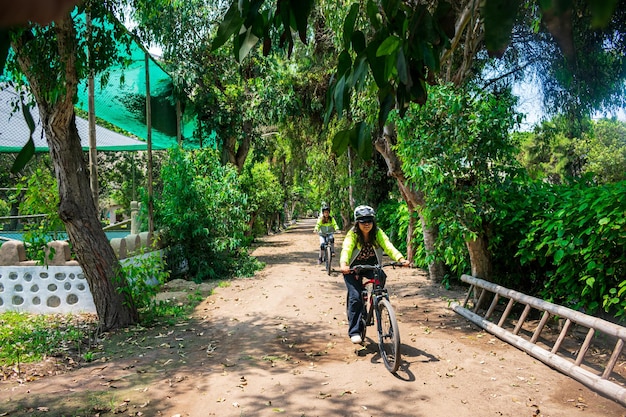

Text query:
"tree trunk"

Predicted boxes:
[[374, 125, 445, 282], [466, 235, 492, 281], [221, 121, 252, 172], [418, 211, 447, 281], [12, 16, 138, 330], [49, 111, 138, 329], [466, 234, 493, 309]]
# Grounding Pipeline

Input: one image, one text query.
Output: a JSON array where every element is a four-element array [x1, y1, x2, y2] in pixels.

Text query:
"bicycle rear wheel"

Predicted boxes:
[[376, 298, 401, 373], [325, 245, 332, 275]]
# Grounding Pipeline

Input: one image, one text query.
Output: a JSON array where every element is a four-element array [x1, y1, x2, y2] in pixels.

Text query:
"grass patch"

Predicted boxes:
[[0, 312, 99, 367], [0, 288, 207, 372]]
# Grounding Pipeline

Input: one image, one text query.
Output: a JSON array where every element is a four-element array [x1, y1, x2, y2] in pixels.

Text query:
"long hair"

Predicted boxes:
[[352, 220, 378, 247]]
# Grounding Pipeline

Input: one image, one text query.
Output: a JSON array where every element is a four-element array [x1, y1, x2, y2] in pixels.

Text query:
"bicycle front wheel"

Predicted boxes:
[[325, 245, 332, 275], [376, 298, 401, 373]]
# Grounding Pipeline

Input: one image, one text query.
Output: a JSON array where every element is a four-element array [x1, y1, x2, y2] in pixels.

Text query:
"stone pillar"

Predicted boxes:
[[130, 200, 139, 235], [110, 237, 128, 259], [124, 234, 141, 256], [139, 231, 153, 249], [0, 240, 26, 265]]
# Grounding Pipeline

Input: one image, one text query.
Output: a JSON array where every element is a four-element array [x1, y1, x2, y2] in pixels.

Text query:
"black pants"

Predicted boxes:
[[343, 269, 386, 337]]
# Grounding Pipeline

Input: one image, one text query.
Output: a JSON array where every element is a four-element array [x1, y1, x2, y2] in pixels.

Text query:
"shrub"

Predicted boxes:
[[516, 180, 626, 317], [154, 147, 257, 281]]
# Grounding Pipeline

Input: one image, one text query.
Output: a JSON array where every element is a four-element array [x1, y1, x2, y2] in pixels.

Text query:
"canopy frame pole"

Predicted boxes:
[[86, 11, 98, 213], [145, 53, 154, 238]]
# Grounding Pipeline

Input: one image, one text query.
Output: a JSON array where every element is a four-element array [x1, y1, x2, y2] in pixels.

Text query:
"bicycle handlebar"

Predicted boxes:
[[349, 262, 409, 273]]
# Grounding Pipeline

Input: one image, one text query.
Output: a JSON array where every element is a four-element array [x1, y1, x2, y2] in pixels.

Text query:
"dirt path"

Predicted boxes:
[[1, 219, 625, 416]]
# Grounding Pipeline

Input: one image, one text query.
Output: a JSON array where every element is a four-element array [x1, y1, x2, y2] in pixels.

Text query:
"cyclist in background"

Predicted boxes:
[[314, 204, 340, 264], [340, 205, 409, 344]]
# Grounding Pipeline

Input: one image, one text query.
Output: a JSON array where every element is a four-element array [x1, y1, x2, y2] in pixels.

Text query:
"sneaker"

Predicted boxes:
[[350, 335, 362, 344]]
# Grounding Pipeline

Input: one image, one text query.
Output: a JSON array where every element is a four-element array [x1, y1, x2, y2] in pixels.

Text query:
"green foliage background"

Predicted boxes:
[[154, 147, 262, 282]]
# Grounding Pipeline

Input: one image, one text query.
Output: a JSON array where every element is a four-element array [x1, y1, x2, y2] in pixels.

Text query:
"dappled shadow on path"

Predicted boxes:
[[4, 218, 625, 416]]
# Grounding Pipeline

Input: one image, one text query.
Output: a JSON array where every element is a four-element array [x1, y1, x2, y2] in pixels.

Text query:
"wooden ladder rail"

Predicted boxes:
[[451, 274, 626, 407]]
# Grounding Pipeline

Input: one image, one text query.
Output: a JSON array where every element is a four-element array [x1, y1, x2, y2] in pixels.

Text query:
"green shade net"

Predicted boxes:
[[72, 11, 215, 151], [0, 85, 151, 152], [75, 40, 200, 151], [1, 11, 215, 153]]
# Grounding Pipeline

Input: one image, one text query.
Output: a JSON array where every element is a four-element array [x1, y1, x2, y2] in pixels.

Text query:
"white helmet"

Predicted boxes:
[[354, 205, 375, 222]]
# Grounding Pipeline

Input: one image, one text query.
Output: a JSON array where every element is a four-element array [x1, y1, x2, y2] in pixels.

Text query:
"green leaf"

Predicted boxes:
[[236, 26, 260, 62], [291, 0, 313, 43], [244, 0, 265, 28], [376, 35, 402, 56], [481, 0, 522, 57], [422, 43, 436, 71], [366, 42, 387, 88], [598, 217, 610, 225], [354, 122, 373, 160], [396, 48, 409, 85], [333, 75, 346, 116], [211, 2, 244, 51], [343, 3, 360, 50], [378, 87, 395, 128], [11, 98, 36, 174], [350, 55, 368, 89], [332, 129, 351, 155], [381, 0, 401, 19], [337, 50, 352, 78], [21, 100, 35, 134], [351, 30, 366, 54], [553, 248, 564, 263], [366, 0, 381, 29], [11, 138, 35, 174]]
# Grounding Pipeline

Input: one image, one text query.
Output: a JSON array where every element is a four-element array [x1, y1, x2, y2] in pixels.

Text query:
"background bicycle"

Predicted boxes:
[[319, 232, 334, 275], [316, 223, 336, 274]]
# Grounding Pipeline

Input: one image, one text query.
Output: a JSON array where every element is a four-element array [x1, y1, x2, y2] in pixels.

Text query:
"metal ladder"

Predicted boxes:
[[451, 274, 626, 407]]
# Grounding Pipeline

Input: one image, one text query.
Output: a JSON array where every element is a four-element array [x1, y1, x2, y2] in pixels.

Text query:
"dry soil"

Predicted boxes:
[[1, 218, 625, 417]]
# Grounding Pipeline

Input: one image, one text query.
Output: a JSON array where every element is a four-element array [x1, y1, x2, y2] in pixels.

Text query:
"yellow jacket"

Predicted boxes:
[[340, 228, 403, 267], [314, 216, 339, 234]]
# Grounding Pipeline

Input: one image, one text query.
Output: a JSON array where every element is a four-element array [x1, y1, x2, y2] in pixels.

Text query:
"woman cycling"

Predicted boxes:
[[339, 205, 409, 344], [314, 204, 340, 264]]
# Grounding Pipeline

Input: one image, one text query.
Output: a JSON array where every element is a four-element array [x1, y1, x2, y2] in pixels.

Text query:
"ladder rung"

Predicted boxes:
[[473, 288, 488, 313], [485, 294, 500, 320], [602, 338, 624, 380], [462, 284, 474, 308], [497, 298, 515, 327], [575, 327, 595, 366], [513, 304, 532, 335], [530, 311, 551, 344], [551, 318, 571, 354]]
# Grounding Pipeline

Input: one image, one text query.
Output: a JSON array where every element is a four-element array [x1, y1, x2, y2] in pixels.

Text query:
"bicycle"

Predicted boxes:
[[319, 231, 335, 275], [348, 262, 405, 373]]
